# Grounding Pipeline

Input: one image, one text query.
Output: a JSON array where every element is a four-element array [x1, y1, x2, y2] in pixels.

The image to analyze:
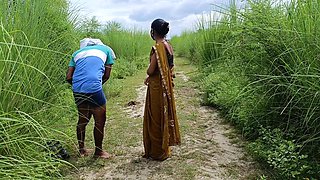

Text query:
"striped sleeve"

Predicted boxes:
[[68, 58, 76, 67], [105, 46, 115, 65]]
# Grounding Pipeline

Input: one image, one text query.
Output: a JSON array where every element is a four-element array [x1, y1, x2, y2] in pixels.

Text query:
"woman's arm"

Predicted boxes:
[[147, 53, 157, 75]]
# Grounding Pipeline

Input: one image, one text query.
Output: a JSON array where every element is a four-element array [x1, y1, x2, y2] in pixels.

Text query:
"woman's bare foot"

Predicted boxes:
[[79, 148, 93, 157], [93, 151, 112, 159]]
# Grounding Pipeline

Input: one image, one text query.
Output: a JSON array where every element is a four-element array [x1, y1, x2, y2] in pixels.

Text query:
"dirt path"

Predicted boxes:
[[68, 59, 262, 179]]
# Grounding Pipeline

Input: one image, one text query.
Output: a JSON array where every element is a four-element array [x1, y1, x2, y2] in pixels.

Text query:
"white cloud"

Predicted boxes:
[[128, 0, 213, 22], [68, 0, 239, 36]]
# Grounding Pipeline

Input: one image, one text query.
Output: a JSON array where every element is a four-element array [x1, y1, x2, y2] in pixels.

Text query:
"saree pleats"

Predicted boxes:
[[143, 42, 181, 161]]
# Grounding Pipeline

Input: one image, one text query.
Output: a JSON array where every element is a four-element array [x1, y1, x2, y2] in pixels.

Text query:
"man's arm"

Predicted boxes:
[[102, 65, 112, 84], [66, 67, 75, 85]]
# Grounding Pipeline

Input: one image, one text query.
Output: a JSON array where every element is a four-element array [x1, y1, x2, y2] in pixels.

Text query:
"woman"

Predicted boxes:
[[143, 19, 181, 161]]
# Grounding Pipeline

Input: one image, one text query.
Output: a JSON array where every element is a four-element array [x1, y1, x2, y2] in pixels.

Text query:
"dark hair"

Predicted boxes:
[[151, 18, 169, 36]]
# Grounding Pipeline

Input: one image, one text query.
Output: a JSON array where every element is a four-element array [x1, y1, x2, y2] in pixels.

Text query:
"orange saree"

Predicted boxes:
[[143, 42, 181, 161]]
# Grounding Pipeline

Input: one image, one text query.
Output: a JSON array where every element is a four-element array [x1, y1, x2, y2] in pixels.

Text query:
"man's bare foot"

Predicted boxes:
[[79, 148, 93, 157], [93, 151, 112, 159]]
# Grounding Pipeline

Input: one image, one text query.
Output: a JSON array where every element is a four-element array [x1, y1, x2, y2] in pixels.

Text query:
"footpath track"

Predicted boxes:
[[68, 58, 262, 180]]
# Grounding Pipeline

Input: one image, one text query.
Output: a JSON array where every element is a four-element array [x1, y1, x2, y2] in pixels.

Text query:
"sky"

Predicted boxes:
[[68, 0, 240, 37]]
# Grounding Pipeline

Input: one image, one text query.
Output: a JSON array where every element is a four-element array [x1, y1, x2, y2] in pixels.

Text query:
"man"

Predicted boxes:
[[66, 38, 116, 159]]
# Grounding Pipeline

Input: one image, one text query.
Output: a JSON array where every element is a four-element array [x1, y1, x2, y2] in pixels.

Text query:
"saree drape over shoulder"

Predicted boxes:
[[143, 42, 181, 161]]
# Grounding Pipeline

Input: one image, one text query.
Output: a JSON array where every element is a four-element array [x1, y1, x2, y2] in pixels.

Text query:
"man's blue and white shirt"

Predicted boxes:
[[69, 45, 115, 93]]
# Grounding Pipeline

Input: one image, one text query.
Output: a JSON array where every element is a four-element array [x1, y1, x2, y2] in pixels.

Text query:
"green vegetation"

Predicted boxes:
[[0, 0, 76, 178], [4, 0, 320, 178], [171, 0, 320, 178], [0, 0, 151, 179]]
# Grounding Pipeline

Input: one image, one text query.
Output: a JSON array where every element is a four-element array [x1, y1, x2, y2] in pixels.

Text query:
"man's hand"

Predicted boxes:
[[102, 65, 112, 84], [66, 67, 75, 85]]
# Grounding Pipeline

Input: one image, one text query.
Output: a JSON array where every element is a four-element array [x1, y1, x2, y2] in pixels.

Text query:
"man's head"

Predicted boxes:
[[80, 38, 104, 48]]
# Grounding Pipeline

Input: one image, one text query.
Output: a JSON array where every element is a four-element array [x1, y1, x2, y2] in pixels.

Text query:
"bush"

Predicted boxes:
[[248, 127, 311, 179], [172, 0, 320, 178]]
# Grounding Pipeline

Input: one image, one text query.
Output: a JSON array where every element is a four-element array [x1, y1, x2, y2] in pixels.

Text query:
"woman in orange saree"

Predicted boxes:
[[143, 19, 181, 161]]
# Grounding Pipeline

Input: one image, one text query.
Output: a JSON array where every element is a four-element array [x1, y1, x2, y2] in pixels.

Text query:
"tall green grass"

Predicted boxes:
[[101, 27, 152, 79], [172, 0, 320, 178], [0, 112, 67, 179], [1, 0, 77, 113], [0, 0, 78, 178], [102, 26, 153, 59], [0, 0, 154, 178]]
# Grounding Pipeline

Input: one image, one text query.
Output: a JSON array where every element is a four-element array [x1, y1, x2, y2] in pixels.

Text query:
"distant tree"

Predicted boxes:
[[79, 16, 102, 37], [103, 21, 122, 33]]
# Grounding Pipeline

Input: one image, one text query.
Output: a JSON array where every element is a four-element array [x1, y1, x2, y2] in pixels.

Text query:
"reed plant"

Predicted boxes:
[[77, 20, 153, 60], [0, 0, 157, 178], [0, 112, 70, 179], [0, 0, 78, 178], [101, 26, 153, 60], [100, 28, 151, 79], [172, 0, 320, 178], [0, 0, 77, 113]]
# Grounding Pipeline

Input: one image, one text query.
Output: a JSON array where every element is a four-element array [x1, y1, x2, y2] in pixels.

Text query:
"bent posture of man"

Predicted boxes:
[[66, 38, 116, 159]]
